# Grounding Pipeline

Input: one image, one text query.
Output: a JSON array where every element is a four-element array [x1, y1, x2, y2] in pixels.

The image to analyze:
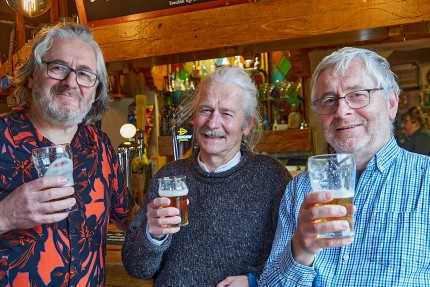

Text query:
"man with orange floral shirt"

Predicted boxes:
[[0, 24, 136, 286]]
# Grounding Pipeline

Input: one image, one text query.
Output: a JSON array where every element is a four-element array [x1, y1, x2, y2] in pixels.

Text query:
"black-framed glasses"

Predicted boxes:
[[313, 88, 383, 115], [42, 61, 99, 88]]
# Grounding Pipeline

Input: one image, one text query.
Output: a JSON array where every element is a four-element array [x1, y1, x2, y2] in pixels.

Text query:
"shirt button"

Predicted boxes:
[[72, 265, 77, 270], [343, 254, 350, 261], [70, 229, 75, 234]]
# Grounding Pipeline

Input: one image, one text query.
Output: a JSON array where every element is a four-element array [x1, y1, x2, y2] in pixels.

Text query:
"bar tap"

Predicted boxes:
[[172, 121, 195, 160], [117, 123, 144, 190]]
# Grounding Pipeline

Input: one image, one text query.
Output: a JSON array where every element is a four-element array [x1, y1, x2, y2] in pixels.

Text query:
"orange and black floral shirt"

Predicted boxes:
[[0, 107, 135, 287]]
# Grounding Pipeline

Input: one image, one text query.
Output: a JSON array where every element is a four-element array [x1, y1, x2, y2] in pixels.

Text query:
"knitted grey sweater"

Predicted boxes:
[[122, 148, 292, 286]]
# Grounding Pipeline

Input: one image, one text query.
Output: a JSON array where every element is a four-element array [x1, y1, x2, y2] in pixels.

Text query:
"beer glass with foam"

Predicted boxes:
[[32, 143, 75, 212], [307, 154, 355, 238], [158, 175, 189, 227]]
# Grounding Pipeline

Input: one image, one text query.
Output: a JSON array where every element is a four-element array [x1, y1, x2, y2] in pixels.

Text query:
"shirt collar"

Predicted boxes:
[[365, 137, 400, 173], [198, 151, 242, 173], [7, 106, 97, 148], [8, 107, 43, 146]]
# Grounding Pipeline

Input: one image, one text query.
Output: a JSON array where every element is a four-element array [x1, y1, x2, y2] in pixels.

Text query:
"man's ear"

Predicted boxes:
[[388, 91, 399, 121], [28, 73, 35, 89], [243, 118, 255, 137]]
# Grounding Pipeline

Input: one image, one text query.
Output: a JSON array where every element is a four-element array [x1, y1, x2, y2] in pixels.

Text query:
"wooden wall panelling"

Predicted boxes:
[[255, 129, 313, 153], [158, 135, 174, 156]]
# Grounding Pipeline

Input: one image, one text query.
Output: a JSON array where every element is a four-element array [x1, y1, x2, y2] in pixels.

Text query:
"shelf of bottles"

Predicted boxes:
[[258, 79, 306, 130], [159, 64, 199, 137]]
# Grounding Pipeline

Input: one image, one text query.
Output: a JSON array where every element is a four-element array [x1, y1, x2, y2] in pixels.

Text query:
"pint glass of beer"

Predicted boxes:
[[308, 154, 355, 238], [158, 175, 189, 227]]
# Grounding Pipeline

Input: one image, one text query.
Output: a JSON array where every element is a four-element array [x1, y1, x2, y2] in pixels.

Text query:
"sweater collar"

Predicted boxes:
[[191, 147, 251, 178], [197, 151, 241, 173]]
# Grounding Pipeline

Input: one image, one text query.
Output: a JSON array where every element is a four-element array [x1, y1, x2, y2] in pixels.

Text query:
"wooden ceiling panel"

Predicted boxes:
[[89, 0, 430, 64]]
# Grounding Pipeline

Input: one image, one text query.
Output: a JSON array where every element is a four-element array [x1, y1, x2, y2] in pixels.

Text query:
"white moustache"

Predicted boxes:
[[200, 129, 226, 138]]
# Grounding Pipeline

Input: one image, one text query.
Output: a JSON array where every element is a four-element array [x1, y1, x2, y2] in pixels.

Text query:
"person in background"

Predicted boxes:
[[0, 24, 136, 286], [259, 47, 430, 286], [399, 105, 430, 156], [122, 66, 292, 287]]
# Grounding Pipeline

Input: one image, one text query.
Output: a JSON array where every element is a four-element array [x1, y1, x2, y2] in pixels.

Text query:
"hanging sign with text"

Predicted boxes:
[[77, 0, 249, 26]]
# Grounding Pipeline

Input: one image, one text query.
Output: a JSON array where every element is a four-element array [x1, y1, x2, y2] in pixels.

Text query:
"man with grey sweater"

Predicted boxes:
[[122, 67, 292, 286]]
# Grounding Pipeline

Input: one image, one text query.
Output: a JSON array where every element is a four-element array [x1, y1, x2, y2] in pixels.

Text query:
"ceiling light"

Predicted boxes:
[[6, 0, 52, 18]]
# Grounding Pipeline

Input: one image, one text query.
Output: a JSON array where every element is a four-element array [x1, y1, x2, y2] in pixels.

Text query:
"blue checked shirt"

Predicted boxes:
[[259, 138, 430, 287]]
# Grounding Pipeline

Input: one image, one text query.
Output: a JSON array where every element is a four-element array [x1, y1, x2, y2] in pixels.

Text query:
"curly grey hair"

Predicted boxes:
[[10, 23, 110, 124]]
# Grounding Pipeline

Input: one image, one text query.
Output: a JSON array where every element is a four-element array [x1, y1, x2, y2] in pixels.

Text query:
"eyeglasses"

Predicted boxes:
[[43, 61, 99, 88], [313, 88, 383, 115]]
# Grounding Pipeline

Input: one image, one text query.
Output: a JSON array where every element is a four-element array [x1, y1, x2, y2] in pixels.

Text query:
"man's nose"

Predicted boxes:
[[208, 113, 221, 128], [335, 97, 353, 117], [60, 71, 79, 87]]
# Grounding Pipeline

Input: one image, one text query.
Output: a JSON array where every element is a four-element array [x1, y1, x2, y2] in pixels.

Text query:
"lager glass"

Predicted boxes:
[[32, 143, 75, 212], [158, 175, 189, 227], [308, 154, 355, 238]]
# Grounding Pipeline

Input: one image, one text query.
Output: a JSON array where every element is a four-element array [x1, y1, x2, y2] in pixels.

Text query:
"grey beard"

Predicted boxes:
[[325, 114, 393, 159], [43, 100, 89, 127], [33, 89, 92, 127]]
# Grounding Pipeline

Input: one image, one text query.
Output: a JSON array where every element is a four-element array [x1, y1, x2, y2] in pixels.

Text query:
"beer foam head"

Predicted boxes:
[[158, 176, 188, 197], [331, 188, 354, 199], [159, 188, 188, 197]]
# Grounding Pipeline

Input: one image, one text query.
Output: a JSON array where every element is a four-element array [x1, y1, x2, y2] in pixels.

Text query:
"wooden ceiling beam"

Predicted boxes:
[[59, 0, 69, 17], [49, 0, 69, 24], [89, 0, 430, 64], [15, 13, 25, 49], [50, 0, 59, 24]]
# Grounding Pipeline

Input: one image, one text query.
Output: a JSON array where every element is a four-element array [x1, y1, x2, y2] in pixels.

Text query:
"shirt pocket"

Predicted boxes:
[[365, 211, 430, 270]]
